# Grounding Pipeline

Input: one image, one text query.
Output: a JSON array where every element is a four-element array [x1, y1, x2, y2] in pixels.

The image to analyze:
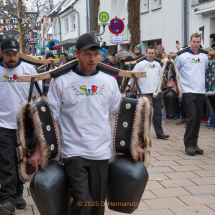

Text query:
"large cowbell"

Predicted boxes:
[[107, 155, 148, 214], [162, 88, 178, 115], [30, 161, 71, 215], [153, 60, 182, 115], [108, 96, 152, 214]]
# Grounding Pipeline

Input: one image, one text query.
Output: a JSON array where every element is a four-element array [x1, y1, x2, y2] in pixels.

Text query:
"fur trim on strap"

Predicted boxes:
[[130, 96, 152, 168], [17, 97, 61, 182], [153, 60, 182, 98], [110, 96, 152, 168], [17, 101, 34, 182]]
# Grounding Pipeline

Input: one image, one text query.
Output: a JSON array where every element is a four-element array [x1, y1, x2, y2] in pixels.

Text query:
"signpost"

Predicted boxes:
[[108, 17, 124, 36], [98, 11, 110, 24], [97, 11, 110, 37], [112, 35, 123, 44], [108, 17, 124, 45]]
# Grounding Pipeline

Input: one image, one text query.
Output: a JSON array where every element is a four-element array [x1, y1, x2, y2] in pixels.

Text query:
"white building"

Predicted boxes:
[[140, 0, 215, 53], [48, 0, 215, 54]]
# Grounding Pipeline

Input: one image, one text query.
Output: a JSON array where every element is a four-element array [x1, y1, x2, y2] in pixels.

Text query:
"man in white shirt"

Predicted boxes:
[[30, 33, 144, 215], [0, 38, 42, 214], [175, 33, 208, 156], [126, 46, 169, 139]]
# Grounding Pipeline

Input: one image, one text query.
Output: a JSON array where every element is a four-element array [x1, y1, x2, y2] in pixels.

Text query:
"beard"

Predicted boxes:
[[2, 57, 18, 68]]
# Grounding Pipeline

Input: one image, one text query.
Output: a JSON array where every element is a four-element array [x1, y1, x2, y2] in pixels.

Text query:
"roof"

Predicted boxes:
[[56, 38, 77, 46], [58, 0, 78, 15], [48, 0, 67, 17]]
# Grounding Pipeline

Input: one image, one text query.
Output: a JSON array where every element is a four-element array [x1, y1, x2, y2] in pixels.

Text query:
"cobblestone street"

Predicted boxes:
[[17, 120, 215, 215]]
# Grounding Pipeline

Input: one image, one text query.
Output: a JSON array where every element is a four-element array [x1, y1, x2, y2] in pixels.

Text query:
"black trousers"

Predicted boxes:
[[63, 157, 108, 215], [182, 93, 205, 148], [0, 127, 24, 205], [180, 102, 186, 119], [144, 93, 164, 136]]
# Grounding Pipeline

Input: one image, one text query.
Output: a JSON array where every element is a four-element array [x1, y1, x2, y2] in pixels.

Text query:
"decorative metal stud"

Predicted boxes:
[[50, 144, 54, 150], [123, 122, 128, 128], [46, 125, 51, 131], [126, 103, 131, 109], [120, 141, 125, 146], [41, 106, 46, 112]]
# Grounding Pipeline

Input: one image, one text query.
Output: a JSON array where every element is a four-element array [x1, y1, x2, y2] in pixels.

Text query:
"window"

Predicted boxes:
[[117, 0, 125, 19], [199, 0, 210, 3], [151, 0, 161, 10], [140, 0, 149, 13], [111, 0, 117, 17], [148, 39, 162, 47], [192, 0, 212, 5], [64, 18, 69, 33], [71, 14, 76, 31], [53, 23, 57, 35]]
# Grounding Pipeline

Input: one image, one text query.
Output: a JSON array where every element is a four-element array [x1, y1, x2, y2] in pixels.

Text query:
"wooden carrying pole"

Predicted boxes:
[[19, 53, 59, 65], [163, 48, 215, 59], [17, 59, 146, 82]]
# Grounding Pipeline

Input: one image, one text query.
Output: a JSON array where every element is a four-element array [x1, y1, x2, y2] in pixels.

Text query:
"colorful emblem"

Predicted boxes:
[[0, 74, 18, 83], [72, 85, 105, 97], [147, 63, 156, 68], [190, 58, 204, 63]]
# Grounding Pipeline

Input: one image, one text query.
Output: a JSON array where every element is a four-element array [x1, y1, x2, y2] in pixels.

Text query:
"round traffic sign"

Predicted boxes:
[[98, 11, 110, 23], [108, 18, 124, 35]]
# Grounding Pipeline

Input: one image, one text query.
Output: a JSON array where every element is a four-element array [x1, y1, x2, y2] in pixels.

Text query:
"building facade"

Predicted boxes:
[[48, 0, 215, 54]]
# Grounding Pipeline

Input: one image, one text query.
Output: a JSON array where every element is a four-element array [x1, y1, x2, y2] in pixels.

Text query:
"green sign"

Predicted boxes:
[[98, 11, 110, 23]]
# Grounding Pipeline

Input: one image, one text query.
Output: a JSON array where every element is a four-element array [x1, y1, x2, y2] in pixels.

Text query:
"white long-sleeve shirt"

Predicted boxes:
[[47, 71, 121, 160], [174, 52, 208, 94], [0, 61, 42, 129], [129, 60, 161, 94]]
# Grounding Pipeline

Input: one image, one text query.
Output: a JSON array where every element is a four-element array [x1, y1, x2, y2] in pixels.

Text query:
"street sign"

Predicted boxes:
[[112, 36, 123, 44], [109, 17, 124, 35], [98, 11, 110, 23]]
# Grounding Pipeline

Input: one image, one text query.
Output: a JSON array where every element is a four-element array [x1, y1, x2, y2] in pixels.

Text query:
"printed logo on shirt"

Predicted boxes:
[[189, 58, 204, 63], [147, 63, 157, 68], [0, 74, 18, 83], [72, 85, 105, 96]]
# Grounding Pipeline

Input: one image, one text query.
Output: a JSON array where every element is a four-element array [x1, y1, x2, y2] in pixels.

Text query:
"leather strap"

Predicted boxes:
[[35, 81, 43, 97], [131, 73, 142, 97], [28, 77, 43, 104], [28, 77, 36, 103], [50, 60, 55, 69]]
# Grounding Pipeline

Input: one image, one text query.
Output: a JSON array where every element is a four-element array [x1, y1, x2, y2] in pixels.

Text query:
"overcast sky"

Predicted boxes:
[[26, 0, 59, 12]]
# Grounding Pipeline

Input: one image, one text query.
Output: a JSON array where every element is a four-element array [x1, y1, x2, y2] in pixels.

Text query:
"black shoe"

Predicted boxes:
[[185, 147, 196, 156], [157, 134, 170, 139], [0, 202, 15, 215], [173, 116, 180, 120], [15, 197, 26, 210], [194, 146, 204, 155]]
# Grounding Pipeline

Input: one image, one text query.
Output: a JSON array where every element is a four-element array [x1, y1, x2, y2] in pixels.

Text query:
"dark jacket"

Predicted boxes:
[[136, 53, 145, 59], [121, 56, 135, 71]]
